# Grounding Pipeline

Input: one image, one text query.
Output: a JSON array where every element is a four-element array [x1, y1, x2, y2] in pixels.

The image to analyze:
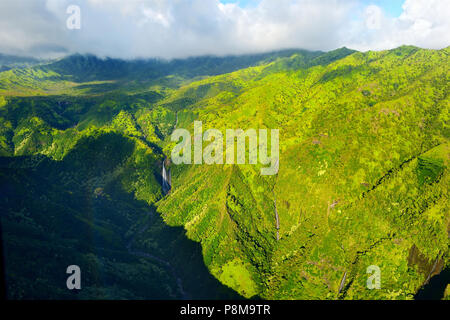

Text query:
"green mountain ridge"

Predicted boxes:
[[0, 53, 41, 73], [0, 48, 349, 96], [0, 45, 448, 300]]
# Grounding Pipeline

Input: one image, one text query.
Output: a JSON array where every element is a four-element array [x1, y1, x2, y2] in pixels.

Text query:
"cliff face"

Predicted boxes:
[[157, 46, 450, 299]]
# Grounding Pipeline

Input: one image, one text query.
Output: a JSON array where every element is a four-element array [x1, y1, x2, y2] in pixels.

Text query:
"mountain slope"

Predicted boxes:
[[0, 54, 41, 72], [0, 46, 448, 300], [0, 49, 350, 97], [157, 45, 449, 299]]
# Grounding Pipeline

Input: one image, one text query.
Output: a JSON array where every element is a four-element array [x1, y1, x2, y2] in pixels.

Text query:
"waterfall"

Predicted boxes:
[[161, 113, 176, 195], [338, 271, 347, 294], [162, 160, 171, 194], [273, 192, 280, 241]]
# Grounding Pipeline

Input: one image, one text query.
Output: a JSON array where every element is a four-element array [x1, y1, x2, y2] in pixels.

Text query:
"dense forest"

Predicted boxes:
[[0, 46, 448, 299]]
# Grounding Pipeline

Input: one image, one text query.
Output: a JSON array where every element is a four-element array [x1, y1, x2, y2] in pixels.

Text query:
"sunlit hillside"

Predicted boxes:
[[0, 46, 448, 300]]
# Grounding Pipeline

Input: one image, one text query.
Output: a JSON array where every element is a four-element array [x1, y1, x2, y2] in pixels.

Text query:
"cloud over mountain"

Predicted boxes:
[[0, 0, 448, 59]]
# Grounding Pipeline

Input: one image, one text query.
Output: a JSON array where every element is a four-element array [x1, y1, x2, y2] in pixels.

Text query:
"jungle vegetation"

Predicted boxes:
[[0, 46, 448, 299]]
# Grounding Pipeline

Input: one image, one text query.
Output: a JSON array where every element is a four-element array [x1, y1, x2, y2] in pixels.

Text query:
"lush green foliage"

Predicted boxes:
[[0, 46, 448, 299], [157, 45, 449, 299]]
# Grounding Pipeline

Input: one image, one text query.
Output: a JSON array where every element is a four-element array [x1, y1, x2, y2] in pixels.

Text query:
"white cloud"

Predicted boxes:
[[349, 0, 450, 51], [364, 5, 384, 30], [0, 0, 448, 59]]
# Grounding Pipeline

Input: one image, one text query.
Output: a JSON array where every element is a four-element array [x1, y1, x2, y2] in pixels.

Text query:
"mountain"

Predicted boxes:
[[0, 46, 448, 300], [0, 53, 41, 72], [0, 49, 349, 96]]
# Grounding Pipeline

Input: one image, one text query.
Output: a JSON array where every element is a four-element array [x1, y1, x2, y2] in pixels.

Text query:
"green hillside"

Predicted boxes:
[[0, 46, 448, 300]]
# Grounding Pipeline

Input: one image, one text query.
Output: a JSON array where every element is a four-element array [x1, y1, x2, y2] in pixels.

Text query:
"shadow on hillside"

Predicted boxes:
[[0, 152, 242, 300], [74, 82, 122, 94], [415, 267, 450, 300]]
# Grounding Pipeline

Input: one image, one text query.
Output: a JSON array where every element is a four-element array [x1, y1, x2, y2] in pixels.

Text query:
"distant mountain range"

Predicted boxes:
[[0, 53, 42, 72]]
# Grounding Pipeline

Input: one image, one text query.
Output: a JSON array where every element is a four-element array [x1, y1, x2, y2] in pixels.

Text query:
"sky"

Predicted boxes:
[[0, 0, 448, 59]]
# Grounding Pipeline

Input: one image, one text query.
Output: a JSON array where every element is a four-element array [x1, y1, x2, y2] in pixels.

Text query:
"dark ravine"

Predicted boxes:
[[126, 212, 187, 299], [415, 266, 450, 300]]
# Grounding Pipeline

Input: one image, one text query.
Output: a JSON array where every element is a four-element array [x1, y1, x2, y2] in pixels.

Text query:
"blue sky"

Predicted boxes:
[[360, 0, 405, 17], [221, 0, 405, 16], [220, 0, 261, 8]]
